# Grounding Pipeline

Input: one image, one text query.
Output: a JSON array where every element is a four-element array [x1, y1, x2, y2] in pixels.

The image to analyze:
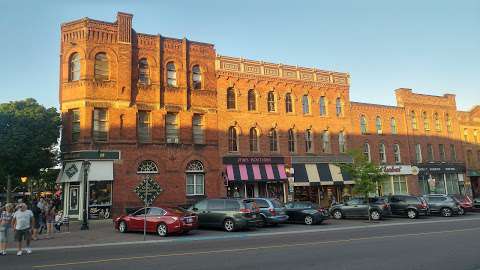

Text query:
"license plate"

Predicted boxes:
[[186, 217, 193, 223]]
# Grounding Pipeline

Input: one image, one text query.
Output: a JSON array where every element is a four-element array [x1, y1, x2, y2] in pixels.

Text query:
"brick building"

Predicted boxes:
[[57, 13, 478, 220]]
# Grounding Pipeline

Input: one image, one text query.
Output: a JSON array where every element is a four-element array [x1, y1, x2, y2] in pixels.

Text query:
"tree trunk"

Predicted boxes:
[[6, 174, 11, 203]]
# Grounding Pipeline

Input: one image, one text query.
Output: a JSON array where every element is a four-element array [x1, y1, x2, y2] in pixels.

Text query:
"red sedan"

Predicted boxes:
[[114, 207, 198, 236]]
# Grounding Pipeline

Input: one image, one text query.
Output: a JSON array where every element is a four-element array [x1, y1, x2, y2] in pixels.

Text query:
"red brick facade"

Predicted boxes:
[[59, 13, 479, 217]]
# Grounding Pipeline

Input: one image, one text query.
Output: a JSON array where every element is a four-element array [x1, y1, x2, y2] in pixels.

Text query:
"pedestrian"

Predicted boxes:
[[0, 203, 15, 255], [12, 203, 34, 256], [45, 204, 56, 237], [31, 200, 41, 240]]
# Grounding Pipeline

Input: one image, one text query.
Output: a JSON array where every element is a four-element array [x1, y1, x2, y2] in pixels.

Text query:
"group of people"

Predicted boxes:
[[0, 197, 63, 256]]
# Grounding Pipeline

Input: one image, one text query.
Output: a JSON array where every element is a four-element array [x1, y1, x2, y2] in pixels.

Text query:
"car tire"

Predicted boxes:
[[332, 210, 343, 220], [257, 215, 267, 228], [118, 221, 128, 233], [407, 209, 418, 219], [223, 218, 235, 232], [157, 223, 168, 237], [458, 207, 465, 216], [440, 207, 453, 217], [370, 210, 381, 221], [304, 215, 314, 225]]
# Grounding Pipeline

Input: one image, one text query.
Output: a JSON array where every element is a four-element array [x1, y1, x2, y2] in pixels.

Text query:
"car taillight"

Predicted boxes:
[[239, 208, 251, 214], [269, 209, 276, 216]]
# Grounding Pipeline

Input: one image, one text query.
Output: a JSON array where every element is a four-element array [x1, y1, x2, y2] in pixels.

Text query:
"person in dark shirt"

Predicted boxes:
[[30, 200, 41, 240]]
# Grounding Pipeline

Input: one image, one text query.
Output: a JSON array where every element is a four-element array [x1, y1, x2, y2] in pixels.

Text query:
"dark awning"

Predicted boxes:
[[292, 163, 352, 186]]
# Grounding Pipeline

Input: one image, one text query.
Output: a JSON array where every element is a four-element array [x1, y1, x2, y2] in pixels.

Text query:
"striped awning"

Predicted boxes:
[[292, 163, 352, 186], [225, 163, 287, 182]]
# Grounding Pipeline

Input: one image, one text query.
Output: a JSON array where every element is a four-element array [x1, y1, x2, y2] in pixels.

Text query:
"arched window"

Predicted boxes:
[[363, 142, 371, 162], [166, 62, 177, 87], [186, 160, 204, 196], [319, 96, 327, 116], [434, 113, 441, 131], [228, 127, 238, 152], [305, 129, 313, 153], [192, 65, 202, 89], [69, 53, 80, 82], [94, 52, 109, 81], [302, 95, 310, 115], [411, 111, 418, 130], [339, 131, 346, 153], [322, 130, 330, 153], [390, 118, 397, 134], [379, 143, 386, 163], [393, 144, 401, 163], [248, 90, 256, 111], [267, 91, 276, 112], [137, 160, 158, 174], [422, 112, 430, 131], [336, 98, 342, 116], [227, 88, 236, 109], [288, 129, 296, 153], [249, 128, 259, 152], [360, 115, 368, 135], [269, 128, 278, 152], [138, 58, 150, 85], [376, 116, 383, 134], [285, 93, 293, 113], [446, 114, 453, 133]]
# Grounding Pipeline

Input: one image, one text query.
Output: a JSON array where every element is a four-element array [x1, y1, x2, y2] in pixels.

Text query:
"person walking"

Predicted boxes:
[[31, 200, 41, 240], [45, 204, 56, 237], [0, 203, 14, 255], [12, 203, 34, 256]]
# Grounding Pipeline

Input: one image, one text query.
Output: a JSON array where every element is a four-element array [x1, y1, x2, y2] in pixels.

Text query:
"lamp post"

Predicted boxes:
[[81, 160, 91, 230], [20, 177, 28, 199]]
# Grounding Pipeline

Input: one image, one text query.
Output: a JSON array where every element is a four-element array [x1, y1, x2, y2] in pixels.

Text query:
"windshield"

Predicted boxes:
[[271, 199, 284, 208]]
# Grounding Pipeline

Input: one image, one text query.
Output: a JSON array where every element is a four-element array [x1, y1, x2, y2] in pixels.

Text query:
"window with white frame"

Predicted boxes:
[[248, 90, 256, 111], [411, 111, 418, 130], [227, 88, 236, 109], [166, 113, 179, 143], [446, 114, 453, 133], [192, 65, 202, 89], [415, 144, 422, 163], [427, 144, 434, 161], [322, 130, 331, 153], [228, 127, 238, 152], [360, 115, 368, 135], [288, 129, 296, 153], [376, 116, 383, 134], [138, 111, 151, 142], [379, 143, 386, 163], [167, 62, 177, 87], [335, 98, 342, 116], [137, 160, 159, 174], [339, 131, 346, 153], [390, 117, 397, 135], [139, 58, 150, 85], [186, 160, 204, 196], [305, 129, 313, 153], [439, 144, 446, 161], [249, 127, 259, 152], [319, 96, 327, 116], [285, 93, 293, 113], [450, 144, 457, 161], [71, 109, 80, 143], [363, 142, 371, 162], [302, 95, 310, 115], [192, 114, 204, 144], [267, 91, 276, 112], [93, 108, 108, 141], [269, 128, 278, 152], [422, 112, 430, 131], [393, 144, 401, 163], [434, 113, 441, 131], [69, 53, 80, 82], [94, 52, 109, 81]]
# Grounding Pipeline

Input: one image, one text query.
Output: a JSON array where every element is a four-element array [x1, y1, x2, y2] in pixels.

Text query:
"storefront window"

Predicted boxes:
[[418, 178, 429, 195], [393, 176, 407, 194], [445, 173, 460, 194], [89, 181, 112, 206], [432, 174, 445, 194], [380, 178, 392, 196]]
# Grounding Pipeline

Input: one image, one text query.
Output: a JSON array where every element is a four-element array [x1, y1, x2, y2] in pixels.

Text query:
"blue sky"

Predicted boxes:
[[1, 0, 479, 111]]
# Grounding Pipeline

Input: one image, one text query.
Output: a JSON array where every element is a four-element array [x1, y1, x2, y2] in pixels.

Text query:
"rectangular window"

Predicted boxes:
[[71, 109, 80, 143], [393, 176, 407, 195], [380, 178, 392, 196], [319, 96, 326, 116], [137, 111, 151, 142], [186, 174, 204, 196], [192, 114, 204, 144], [415, 144, 422, 163], [393, 144, 401, 164], [166, 113, 179, 143], [450, 144, 457, 161], [439, 144, 446, 161], [445, 173, 459, 194], [93, 108, 108, 141], [427, 144, 434, 161]]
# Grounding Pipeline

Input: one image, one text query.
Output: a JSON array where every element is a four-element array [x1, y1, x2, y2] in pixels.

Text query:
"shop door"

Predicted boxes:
[[68, 185, 80, 216]]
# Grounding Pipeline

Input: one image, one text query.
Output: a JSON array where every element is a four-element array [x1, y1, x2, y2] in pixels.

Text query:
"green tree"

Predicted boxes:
[[0, 99, 60, 202]]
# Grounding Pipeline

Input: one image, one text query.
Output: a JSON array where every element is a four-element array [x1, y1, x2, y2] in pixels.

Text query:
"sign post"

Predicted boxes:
[[143, 179, 148, 241], [134, 175, 163, 241]]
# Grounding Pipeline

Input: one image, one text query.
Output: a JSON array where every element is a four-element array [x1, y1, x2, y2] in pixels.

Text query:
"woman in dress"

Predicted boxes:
[[0, 203, 15, 255]]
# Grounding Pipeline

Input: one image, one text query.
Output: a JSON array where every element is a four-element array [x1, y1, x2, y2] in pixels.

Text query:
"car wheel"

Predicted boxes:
[[370, 210, 381, 221], [407, 209, 418, 219], [332, 210, 343, 220], [304, 215, 314, 225], [257, 215, 267, 228], [223, 218, 235, 232], [458, 207, 465, 216], [157, 223, 168, 237], [118, 221, 128, 233], [441, 208, 452, 217]]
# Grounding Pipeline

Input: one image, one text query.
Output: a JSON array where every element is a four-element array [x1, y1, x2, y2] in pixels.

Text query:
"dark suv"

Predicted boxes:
[[423, 194, 461, 217], [384, 195, 429, 219], [250, 198, 289, 226], [188, 198, 259, 232], [330, 197, 391, 221]]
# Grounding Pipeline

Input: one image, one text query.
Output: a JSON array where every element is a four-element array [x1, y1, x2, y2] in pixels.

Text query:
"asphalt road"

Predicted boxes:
[[3, 214, 480, 270]]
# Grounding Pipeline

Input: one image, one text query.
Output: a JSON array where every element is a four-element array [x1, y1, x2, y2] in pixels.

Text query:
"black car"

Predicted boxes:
[[383, 195, 429, 219], [330, 197, 391, 221], [285, 201, 329, 225], [422, 194, 461, 217]]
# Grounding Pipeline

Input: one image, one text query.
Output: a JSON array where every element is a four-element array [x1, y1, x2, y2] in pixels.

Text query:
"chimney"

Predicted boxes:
[[117, 12, 133, 44]]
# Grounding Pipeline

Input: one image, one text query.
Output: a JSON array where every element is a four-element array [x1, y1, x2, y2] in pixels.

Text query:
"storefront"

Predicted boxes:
[[417, 163, 466, 195], [467, 169, 480, 198], [57, 151, 120, 220], [378, 165, 419, 196], [291, 155, 353, 208], [223, 157, 288, 202]]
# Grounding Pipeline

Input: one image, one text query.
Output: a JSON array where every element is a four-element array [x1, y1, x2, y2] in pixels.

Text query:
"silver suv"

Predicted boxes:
[[422, 194, 461, 217]]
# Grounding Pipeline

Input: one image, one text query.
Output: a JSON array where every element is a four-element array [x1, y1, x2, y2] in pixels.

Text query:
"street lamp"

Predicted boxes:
[[81, 160, 91, 230]]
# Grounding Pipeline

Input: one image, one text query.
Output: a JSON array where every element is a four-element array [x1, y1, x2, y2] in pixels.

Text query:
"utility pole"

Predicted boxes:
[[6, 175, 11, 203]]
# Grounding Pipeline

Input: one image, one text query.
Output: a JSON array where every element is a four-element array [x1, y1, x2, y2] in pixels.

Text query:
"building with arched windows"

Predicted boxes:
[[58, 12, 478, 220]]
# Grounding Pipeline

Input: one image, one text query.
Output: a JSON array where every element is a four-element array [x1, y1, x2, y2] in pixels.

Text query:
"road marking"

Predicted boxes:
[[33, 227, 480, 269]]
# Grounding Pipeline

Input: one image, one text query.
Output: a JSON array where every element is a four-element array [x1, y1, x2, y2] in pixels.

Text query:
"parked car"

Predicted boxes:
[[188, 198, 259, 232], [285, 201, 329, 225], [383, 195, 429, 219], [250, 198, 289, 227], [114, 207, 198, 236], [473, 198, 480, 211], [329, 197, 391, 221], [451, 194, 473, 215], [422, 194, 461, 217]]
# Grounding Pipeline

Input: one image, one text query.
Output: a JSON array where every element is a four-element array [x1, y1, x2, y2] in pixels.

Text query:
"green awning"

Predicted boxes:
[[467, 170, 480, 177]]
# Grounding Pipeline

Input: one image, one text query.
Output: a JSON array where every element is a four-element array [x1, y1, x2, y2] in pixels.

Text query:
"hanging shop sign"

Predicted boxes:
[[62, 150, 121, 161], [223, 156, 285, 164], [134, 176, 163, 206], [380, 165, 419, 175], [417, 164, 466, 175]]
